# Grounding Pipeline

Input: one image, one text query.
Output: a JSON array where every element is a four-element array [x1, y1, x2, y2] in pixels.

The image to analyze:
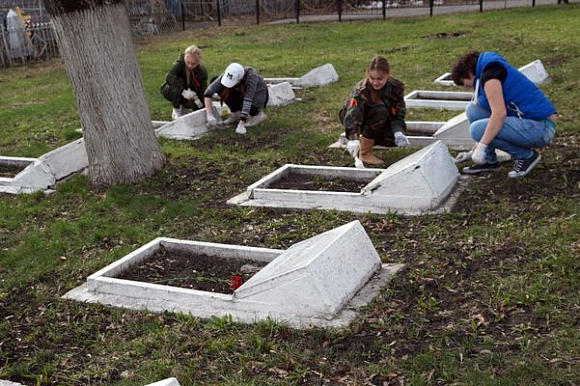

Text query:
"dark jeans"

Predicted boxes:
[[220, 88, 268, 117]]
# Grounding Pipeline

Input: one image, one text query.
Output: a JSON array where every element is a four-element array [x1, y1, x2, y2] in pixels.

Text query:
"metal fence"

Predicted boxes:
[[0, 0, 560, 67]]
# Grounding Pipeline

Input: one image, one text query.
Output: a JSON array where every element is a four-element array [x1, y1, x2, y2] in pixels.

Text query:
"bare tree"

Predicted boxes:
[[45, 0, 164, 186]]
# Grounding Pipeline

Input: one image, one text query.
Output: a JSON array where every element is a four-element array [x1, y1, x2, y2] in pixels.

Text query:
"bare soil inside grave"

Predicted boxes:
[[0, 164, 25, 178], [268, 172, 371, 192], [116, 247, 268, 294]]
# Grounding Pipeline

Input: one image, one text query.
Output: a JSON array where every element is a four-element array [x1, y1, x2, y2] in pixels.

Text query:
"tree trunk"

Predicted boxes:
[[46, 0, 164, 186]]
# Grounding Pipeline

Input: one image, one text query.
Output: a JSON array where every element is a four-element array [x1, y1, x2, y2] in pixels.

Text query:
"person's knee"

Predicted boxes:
[[470, 121, 486, 141], [466, 102, 490, 123]]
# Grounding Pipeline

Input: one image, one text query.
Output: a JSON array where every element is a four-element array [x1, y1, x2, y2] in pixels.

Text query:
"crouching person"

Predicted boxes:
[[339, 56, 409, 168], [451, 51, 557, 178], [204, 63, 268, 135], [160, 45, 208, 119]]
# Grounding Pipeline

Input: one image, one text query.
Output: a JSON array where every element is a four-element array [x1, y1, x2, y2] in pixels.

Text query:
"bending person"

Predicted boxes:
[[160, 45, 208, 119], [204, 63, 268, 135], [451, 51, 557, 178], [339, 56, 409, 168]]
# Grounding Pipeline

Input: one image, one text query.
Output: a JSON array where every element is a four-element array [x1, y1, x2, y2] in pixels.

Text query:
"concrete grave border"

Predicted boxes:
[[404, 90, 472, 110], [64, 221, 404, 328], [264, 63, 339, 88], [0, 139, 88, 195], [230, 141, 460, 215]]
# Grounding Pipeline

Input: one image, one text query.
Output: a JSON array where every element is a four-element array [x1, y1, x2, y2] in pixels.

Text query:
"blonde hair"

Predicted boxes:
[[184, 45, 201, 59], [365, 56, 390, 77]]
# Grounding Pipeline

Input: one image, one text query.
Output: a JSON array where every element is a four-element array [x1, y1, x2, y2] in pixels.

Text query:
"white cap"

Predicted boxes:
[[220, 63, 244, 88]]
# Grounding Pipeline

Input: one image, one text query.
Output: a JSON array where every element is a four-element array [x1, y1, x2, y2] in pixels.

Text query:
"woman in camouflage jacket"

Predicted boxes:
[[339, 56, 409, 166]]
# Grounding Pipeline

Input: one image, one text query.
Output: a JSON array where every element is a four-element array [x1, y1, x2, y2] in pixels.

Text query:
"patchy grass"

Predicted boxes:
[[1, 4, 580, 385]]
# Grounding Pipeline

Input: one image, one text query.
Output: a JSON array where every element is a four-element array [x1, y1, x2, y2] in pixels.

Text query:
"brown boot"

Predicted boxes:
[[359, 136, 384, 166]]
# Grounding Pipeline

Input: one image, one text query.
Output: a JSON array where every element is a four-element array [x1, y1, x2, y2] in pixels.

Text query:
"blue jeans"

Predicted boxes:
[[466, 102, 556, 163]]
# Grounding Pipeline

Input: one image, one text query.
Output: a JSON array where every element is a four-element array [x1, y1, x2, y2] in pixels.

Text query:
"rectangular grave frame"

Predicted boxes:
[[65, 236, 404, 328], [404, 90, 472, 110], [0, 156, 39, 194], [231, 142, 461, 216]]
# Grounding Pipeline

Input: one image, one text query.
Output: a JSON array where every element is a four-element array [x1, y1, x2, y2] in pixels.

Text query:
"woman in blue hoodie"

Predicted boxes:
[[451, 51, 557, 178]]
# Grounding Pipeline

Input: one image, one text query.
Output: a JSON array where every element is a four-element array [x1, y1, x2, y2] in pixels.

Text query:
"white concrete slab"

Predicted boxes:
[[267, 82, 296, 106], [155, 106, 221, 140], [518, 59, 550, 85], [145, 378, 181, 386], [264, 63, 339, 88], [0, 380, 25, 386], [294, 63, 339, 87], [433, 72, 454, 86], [64, 222, 404, 328], [405, 90, 472, 110], [233, 141, 460, 215], [0, 140, 88, 194]]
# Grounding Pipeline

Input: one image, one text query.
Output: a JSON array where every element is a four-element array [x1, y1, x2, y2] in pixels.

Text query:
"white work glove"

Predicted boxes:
[[454, 149, 474, 163], [347, 140, 365, 168], [471, 142, 488, 165], [181, 88, 195, 100], [206, 114, 217, 128], [347, 140, 360, 158], [394, 131, 410, 147], [192, 93, 203, 109], [235, 120, 247, 135]]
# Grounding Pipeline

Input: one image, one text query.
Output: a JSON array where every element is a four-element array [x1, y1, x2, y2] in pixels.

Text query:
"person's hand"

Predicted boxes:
[[454, 149, 474, 163], [235, 120, 247, 135], [181, 89, 195, 100], [347, 140, 360, 158], [471, 142, 488, 164], [192, 93, 203, 109], [206, 114, 217, 128], [394, 131, 410, 147]]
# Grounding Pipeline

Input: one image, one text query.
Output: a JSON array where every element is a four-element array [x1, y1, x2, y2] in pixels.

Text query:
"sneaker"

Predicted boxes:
[[462, 162, 500, 174], [222, 111, 241, 125], [245, 111, 267, 128], [172, 106, 186, 120], [508, 151, 541, 178]]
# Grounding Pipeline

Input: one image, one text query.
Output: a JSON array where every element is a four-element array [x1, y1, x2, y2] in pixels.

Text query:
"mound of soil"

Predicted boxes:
[[116, 247, 268, 294], [0, 164, 25, 178], [269, 172, 371, 192]]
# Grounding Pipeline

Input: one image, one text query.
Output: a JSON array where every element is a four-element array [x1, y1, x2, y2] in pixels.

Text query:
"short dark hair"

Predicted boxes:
[[451, 51, 480, 85]]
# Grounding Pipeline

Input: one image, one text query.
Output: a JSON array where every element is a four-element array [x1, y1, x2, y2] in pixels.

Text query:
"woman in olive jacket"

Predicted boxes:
[[160, 45, 208, 119]]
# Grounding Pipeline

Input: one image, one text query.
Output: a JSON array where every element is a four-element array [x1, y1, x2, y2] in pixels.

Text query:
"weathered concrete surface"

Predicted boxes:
[[232, 141, 460, 215], [155, 106, 221, 140], [267, 82, 296, 106], [264, 63, 339, 88], [64, 222, 404, 328], [0, 139, 88, 194]]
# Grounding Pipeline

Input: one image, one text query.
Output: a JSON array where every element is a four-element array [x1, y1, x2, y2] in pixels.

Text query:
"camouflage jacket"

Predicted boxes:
[[339, 77, 406, 140]]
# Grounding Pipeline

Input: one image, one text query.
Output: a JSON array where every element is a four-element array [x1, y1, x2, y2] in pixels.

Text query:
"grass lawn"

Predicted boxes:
[[1, 4, 580, 385]]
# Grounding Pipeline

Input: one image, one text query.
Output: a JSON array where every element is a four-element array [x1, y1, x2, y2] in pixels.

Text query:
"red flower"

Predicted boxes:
[[230, 275, 243, 290]]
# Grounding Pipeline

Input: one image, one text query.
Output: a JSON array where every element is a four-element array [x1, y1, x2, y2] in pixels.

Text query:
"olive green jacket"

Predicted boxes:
[[160, 53, 208, 108]]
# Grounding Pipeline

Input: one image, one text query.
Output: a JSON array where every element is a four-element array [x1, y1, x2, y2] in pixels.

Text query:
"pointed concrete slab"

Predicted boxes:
[[1, 139, 88, 194], [63, 222, 404, 328], [404, 90, 472, 110], [155, 106, 221, 140], [264, 63, 339, 88], [361, 141, 459, 210], [267, 81, 296, 106], [231, 141, 460, 215], [294, 63, 339, 87], [146, 378, 181, 386], [235, 221, 381, 319], [518, 59, 550, 85]]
